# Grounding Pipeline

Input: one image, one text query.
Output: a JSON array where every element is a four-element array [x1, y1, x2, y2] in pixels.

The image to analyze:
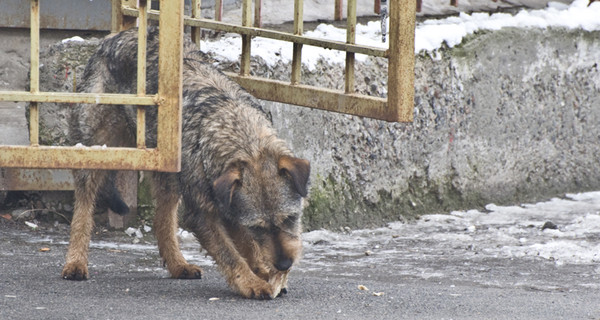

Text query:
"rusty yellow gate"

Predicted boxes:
[[0, 0, 414, 175], [0, 0, 184, 173], [122, 0, 416, 122]]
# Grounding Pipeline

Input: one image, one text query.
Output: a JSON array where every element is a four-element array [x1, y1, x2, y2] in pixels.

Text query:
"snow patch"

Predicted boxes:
[[203, 0, 600, 70]]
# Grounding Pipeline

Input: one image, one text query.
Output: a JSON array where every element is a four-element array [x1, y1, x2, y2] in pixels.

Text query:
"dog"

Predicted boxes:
[[62, 27, 310, 299]]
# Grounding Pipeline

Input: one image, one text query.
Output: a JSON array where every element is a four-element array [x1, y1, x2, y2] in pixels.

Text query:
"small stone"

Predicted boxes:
[[11, 208, 32, 221], [541, 221, 558, 230]]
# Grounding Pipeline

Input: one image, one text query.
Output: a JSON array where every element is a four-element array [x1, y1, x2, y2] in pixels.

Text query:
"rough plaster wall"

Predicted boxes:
[[34, 28, 600, 230], [259, 28, 600, 230]]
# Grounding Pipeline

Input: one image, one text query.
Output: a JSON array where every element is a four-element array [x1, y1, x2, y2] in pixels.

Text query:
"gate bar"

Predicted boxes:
[[388, 0, 416, 122], [290, 0, 303, 85], [29, 0, 40, 146], [155, 0, 184, 171], [136, 0, 148, 149], [344, 0, 356, 94], [240, 0, 252, 76], [191, 0, 202, 46], [1, 91, 156, 105]]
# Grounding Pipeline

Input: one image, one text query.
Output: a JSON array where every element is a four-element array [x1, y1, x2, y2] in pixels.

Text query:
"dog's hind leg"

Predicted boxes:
[[151, 172, 203, 279], [62, 169, 108, 280]]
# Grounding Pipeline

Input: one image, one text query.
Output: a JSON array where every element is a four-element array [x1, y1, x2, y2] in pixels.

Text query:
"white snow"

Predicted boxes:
[[61, 36, 85, 44], [201, 0, 600, 70], [301, 191, 600, 272]]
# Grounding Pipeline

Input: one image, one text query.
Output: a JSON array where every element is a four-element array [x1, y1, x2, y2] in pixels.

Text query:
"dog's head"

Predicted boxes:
[[213, 153, 310, 278]]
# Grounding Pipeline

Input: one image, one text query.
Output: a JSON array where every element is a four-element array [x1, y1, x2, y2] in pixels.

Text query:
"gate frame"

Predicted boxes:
[[0, 0, 185, 173], [121, 0, 416, 122]]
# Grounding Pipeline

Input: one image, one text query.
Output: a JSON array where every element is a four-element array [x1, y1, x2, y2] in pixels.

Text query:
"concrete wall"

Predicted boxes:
[[0, 0, 240, 30], [259, 27, 600, 230], [31, 27, 600, 230]]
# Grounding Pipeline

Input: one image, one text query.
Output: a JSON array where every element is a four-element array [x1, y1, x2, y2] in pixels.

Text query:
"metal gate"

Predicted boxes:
[[0, 0, 415, 173], [121, 0, 415, 122], [0, 0, 184, 172]]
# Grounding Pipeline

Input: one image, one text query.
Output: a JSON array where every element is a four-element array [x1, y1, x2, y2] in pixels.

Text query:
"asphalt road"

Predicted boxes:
[[1, 218, 599, 320]]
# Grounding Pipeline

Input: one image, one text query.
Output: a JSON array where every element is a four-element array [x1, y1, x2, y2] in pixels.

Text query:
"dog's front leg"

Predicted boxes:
[[62, 170, 105, 280], [190, 211, 274, 299], [152, 173, 203, 279]]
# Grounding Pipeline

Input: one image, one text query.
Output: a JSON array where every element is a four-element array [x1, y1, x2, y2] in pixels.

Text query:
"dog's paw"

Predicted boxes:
[[277, 287, 288, 297], [171, 264, 203, 279], [235, 275, 274, 300], [62, 262, 88, 281]]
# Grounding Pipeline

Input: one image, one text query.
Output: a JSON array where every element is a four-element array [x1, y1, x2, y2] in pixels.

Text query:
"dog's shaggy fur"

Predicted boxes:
[[62, 27, 310, 299]]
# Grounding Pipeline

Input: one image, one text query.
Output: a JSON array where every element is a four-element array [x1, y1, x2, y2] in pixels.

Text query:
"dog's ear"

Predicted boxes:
[[213, 165, 242, 209], [278, 156, 310, 197]]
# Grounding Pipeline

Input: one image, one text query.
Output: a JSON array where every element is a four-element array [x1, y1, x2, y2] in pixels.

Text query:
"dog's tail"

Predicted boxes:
[[97, 174, 130, 215]]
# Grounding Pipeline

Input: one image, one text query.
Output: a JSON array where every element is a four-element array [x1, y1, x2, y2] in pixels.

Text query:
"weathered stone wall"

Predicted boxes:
[[34, 27, 600, 231], [258, 28, 600, 230]]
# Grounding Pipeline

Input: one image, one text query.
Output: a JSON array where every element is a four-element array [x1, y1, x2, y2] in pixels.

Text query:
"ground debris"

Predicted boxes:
[[25, 221, 38, 230]]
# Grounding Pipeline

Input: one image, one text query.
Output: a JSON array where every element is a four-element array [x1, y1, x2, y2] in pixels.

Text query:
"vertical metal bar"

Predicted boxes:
[[240, 0, 252, 76], [112, 0, 136, 33], [157, 0, 183, 171], [111, 0, 121, 33], [334, 0, 343, 21], [191, 0, 202, 47], [254, 0, 262, 27], [416, 0, 422, 12], [29, 0, 40, 146], [137, 0, 148, 149], [215, 0, 223, 21], [374, 0, 381, 14], [290, 0, 303, 85], [344, 0, 356, 94], [388, 0, 416, 122], [450, 0, 458, 7]]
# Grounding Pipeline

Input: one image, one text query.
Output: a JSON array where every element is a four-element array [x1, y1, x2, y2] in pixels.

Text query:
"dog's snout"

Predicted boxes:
[[275, 257, 293, 271]]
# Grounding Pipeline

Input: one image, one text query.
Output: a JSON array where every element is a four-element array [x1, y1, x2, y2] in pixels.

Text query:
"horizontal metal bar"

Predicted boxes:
[[0, 91, 157, 105], [122, 7, 388, 57], [224, 72, 405, 122], [0, 168, 73, 191], [0, 145, 172, 171]]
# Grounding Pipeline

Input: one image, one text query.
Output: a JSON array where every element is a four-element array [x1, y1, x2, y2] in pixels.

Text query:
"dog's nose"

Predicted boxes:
[[275, 257, 293, 271]]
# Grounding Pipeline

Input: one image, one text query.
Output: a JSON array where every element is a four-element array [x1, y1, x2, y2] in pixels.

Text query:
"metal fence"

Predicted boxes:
[[0, 0, 415, 173], [0, 0, 185, 172], [140, 0, 417, 122]]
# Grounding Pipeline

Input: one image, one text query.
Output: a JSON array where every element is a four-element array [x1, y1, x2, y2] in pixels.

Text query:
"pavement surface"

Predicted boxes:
[[1, 216, 599, 320]]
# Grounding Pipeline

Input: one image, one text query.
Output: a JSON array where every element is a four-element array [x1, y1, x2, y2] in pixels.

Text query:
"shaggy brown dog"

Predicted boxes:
[[62, 27, 310, 299]]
